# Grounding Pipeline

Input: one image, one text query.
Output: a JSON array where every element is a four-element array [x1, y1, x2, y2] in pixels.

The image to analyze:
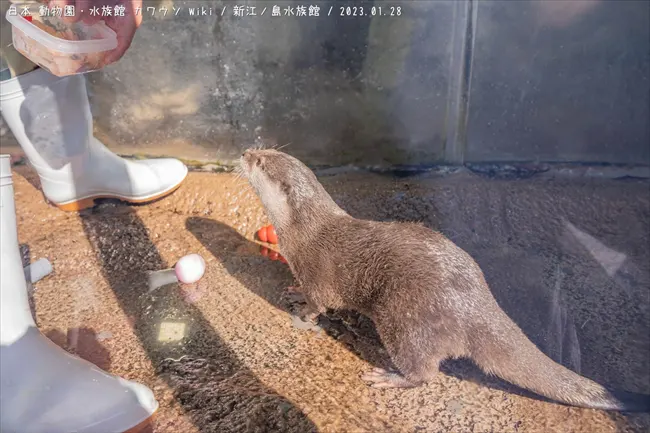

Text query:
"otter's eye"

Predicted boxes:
[[255, 158, 262, 167]]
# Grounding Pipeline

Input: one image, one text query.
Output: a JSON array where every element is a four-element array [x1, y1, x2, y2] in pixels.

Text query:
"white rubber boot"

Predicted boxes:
[[1, 155, 159, 432], [0, 68, 187, 211]]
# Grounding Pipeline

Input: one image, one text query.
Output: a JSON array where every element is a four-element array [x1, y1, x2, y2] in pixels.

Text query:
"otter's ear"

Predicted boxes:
[[280, 181, 292, 195]]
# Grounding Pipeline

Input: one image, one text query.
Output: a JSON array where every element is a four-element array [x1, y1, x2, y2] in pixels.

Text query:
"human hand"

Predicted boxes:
[[48, 0, 142, 67]]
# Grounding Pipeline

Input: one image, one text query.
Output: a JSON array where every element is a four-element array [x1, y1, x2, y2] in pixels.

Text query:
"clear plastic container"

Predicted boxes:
[[5, 10, 117, 77]]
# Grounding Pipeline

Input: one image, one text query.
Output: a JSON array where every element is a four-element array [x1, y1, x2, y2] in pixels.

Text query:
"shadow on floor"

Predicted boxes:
[[79, 207, 317, 433]]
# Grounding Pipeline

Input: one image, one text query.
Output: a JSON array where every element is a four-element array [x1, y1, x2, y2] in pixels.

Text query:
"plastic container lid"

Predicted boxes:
[[5, 10, 117, 54]]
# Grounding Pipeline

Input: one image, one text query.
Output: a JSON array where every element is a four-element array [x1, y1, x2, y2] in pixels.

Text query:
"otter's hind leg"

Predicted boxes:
[[361, 321, 444, 389]]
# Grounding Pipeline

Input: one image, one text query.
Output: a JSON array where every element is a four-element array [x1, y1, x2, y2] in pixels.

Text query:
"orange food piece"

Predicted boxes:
[[257, 226, 268, 242], [259, 245, 288, 265], [266, 225, 278, 244]]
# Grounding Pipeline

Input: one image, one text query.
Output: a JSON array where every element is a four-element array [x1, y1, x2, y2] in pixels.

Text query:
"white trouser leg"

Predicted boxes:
[[0, 68, 187, 211], [1, 155, 158, 432]]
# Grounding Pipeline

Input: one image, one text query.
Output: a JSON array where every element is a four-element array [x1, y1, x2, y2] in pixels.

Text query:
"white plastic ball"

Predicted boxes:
[[175, 254, 206, 284]]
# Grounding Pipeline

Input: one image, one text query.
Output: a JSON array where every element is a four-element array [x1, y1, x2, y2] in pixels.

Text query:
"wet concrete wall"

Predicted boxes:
[[3, 0, 650, 167], [466, 0, 650, 164], [87, 0, 459, 166]]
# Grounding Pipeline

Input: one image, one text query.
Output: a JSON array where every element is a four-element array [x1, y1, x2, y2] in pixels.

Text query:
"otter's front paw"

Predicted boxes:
[[296, 302, 321, 323], [300, 311, 320, 325], [361, 368, 419, 389], [291, 306, 322, 332], [282, 286, 306, 304]]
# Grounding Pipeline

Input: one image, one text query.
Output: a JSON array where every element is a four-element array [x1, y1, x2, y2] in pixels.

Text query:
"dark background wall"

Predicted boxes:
[[3, 0, 649, 167], [466, 0, 649, 164]]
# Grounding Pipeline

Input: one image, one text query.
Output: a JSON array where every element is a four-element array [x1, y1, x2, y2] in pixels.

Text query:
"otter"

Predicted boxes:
[[239, 148, 650, 412]]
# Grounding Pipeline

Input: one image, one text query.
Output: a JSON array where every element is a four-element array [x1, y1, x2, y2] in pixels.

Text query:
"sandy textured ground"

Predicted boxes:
[[6, 161, 650, 433]]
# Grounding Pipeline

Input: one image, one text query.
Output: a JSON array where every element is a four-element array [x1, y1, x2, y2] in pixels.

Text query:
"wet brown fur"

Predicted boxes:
[[240, 148, 650, 412]]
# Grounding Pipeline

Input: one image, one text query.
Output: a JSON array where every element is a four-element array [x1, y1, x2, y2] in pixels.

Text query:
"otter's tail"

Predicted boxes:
[[472, 317, 650, 412]]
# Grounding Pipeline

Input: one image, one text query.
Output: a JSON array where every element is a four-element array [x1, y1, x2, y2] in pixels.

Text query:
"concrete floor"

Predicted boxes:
[[6, 161, 650, 433]]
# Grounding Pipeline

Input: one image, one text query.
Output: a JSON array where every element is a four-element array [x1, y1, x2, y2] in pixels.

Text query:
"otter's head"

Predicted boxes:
[[239, 148, 342, 229]]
